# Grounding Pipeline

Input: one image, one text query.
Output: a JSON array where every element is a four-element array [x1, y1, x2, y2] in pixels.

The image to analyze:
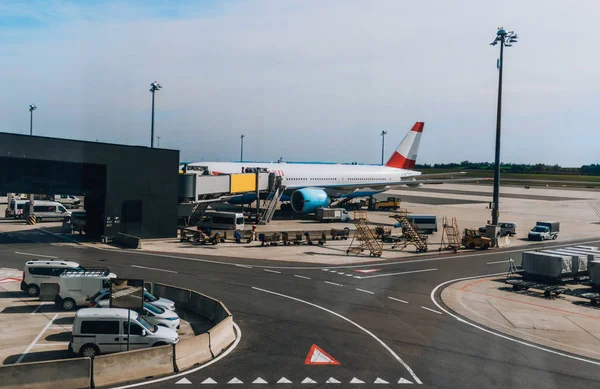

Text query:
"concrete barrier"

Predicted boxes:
[[208, 316, 236, 357], [114, 232, 141, 249], [186, 291, 218, 321], [214, 301, 232, 323], [0, 357, 91, 389], [92, 345, 174, 387], [153, 283, 192, 306], [174, 333, 213, 371]]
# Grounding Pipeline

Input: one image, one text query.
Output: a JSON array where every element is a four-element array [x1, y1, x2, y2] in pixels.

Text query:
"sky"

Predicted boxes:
[[1, 0, 599, 166]]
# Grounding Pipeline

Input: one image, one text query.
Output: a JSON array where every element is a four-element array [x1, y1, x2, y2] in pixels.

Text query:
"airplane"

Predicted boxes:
[[186, 122, 488, 213]]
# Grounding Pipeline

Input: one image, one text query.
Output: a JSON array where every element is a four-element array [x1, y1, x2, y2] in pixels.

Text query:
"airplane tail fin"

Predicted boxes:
[[385, 122, 424, 169]]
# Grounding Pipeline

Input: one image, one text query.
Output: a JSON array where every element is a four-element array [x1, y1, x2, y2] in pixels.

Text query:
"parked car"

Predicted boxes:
[[21, 260, 85, 297], [69, 308, 179, 357], [144, 289, 176, 311], [91, 296, 180, 330], [498, 222, 517, 237], [54, 269, 117, 310]]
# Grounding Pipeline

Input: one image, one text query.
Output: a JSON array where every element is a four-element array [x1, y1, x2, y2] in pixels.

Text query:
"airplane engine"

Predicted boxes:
[[291, 188, 329, 213], [405, 183, 423, 187]]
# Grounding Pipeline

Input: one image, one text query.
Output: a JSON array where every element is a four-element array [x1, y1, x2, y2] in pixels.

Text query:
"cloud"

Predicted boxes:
[[1, 0, 599, 166]]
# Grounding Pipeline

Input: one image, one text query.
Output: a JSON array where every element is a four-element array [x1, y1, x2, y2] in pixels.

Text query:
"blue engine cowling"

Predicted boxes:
[[291, 188, 329, 213]]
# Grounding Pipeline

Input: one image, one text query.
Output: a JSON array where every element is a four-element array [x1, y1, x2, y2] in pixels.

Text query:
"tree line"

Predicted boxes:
[[415, 161, 600, 175]]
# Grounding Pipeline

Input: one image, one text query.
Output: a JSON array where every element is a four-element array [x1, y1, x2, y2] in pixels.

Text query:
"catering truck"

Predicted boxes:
[[528, 221, 560, 241]]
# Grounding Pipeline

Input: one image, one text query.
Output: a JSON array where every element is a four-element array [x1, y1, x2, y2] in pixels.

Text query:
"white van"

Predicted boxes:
[[55, 269, 117, 311], [70, 308, 179, 357], [199, 211, 245, 230], [5, 199, 28, 219], [54, 195, 81, 208], [21, 260, 84, 297], [24, 200, 72, 222]]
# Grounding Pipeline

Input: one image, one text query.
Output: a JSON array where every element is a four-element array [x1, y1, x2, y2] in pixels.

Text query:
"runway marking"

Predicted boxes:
[[252, 377, 268, 384], [356, 268, 437, 279], [398, 378, 413, 384], [200, 378, 217, 384], [110, 322, 242, 388], [30, 302, 50, 315], [350, 377, 365, 384], [263, 269, 281, 274], [421, 306, 443, 315], [301, 378, 317, 384], [277, 377, 293, 384], [486, 260, 511, 265], [16, 313, 59, 363], [14, 252, 58, 258], [321, 269, 329, 272], [235, 264, 253, 269], [175, 377, 192, 384], [388, 297, 408, 304], [356, 288, 375, 295], [324, 281, 343, 287], [326, 377, 341, 384], [345, 274, 353, 277], [374, 377, 389, 384], [131, 265, 177, 274], [430, 273, 600, 367], [252, 287, 422, 384], [294, 275, 311, 280], [305, 344, 340, 365]]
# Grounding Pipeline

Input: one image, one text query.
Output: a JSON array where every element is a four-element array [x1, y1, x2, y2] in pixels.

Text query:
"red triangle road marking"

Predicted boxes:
[[304, 344, 340, 365], [354, 269, 382, 274]]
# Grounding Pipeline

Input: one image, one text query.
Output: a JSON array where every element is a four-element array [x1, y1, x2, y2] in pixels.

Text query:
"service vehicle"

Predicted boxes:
[[21, 260, 85, 297], [54, 269, 117, 311], [5, 199, 28, 219], [22, 200, 71, 222], [373, 197, 401, 211], [462, 228, 491, 250], [316, 207, 351, 222], [70, 210, 86, 233], [528, 221, 560, 241], [498, 222, 517, 237], [199, 211, 245, 230], [396, 214, 438, 234]]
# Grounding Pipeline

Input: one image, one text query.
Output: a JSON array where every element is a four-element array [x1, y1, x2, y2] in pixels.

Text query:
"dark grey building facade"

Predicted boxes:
[[0, 132, 179, 239]]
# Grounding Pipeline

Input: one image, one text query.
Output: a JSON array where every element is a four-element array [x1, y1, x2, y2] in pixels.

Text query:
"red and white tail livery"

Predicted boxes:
[[385, 122, 424, 169]]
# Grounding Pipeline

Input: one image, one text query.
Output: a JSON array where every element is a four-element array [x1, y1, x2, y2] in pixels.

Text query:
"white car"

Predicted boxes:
[[90, 288, 176, 311], [21, 260, 85, 297], [92, 298, 180, 330]]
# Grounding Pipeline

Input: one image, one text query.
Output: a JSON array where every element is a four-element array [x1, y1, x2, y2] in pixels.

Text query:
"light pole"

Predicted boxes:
[[380, 130, 387, 165], [149, 81, 162, 148], [29, 104, 37, 136], [489, 27, 518, 225], [240, 134, 245, 162], [157, 136, 161, 148]]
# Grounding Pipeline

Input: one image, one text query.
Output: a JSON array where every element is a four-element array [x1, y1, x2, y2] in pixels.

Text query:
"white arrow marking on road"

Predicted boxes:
[[301, 377, 317, 384], [228, 378, 243, 384], [374, 378, 389, 384], [398, 378, 413, 384], [200, 378, 217, 384], [349, 378, 365, 384], [252, 377, 268, 384], [175, 377, 192, 384], [277, 377, 293, 384], [325, 377, 341, 384]]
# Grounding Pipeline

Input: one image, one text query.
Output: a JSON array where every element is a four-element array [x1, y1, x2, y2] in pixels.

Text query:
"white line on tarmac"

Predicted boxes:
[[430, 273, 600, 367], [356, 288, 375, 295], [252, 287, 422, 384], [37, 228, 82, 244], [388, 297, 408, 304], [16, 313, 59, 364], [131, 265, 178, 274], [30, 303, 50, 315], [294, 275, 311, 280], [263, 269, 281, 274], [14, 252, 58, 259], [357, 268, 438, 279], [324, 281, 343, 287], [421, 306, 443, 315], [235, 264, 253, 269], [486, 260, 511, 265]]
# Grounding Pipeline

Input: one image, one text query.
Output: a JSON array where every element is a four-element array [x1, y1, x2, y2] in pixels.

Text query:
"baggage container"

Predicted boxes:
[[522, 251, 574, 279]]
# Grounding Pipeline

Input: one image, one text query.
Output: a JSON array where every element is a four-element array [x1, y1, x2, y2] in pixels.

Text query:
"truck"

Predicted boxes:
[[316, 208, 351, 222], [528, 221, 559, 241], [462, 228, 491, 250], [373, 197, 401, 211]]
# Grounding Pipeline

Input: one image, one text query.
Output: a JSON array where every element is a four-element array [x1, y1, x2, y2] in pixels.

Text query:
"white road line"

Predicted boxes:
[[345, 274, 353, 277], [109, 322, 242, 389], [263, 269, 281, 274], [324, 281, 343, 287], [16, 313, 59, 363], [486, 260, 511, 265], [388, 297, 408, 304], [131, 265, 177, 274], [30, 303, 50, 315], [321, 269, 330, 272], [252, 287, 422, 384], [235, 264, 253, 269], [294, 275, 311, 280], [357, 268, 437, 279], [32, 342, 69, 347], [14, 252, 58, 259], [421, 306, 443, 315], [430, 273, 600, 367], [356, 288, 375, 295]]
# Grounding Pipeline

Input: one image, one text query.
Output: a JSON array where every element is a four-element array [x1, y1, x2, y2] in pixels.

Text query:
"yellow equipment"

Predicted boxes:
[[347, 210, 383, 257], [374, 197, 401, 211], [440, 217, 461, 253], [462, 228, 491, 250], [389, 210, 428, 253]]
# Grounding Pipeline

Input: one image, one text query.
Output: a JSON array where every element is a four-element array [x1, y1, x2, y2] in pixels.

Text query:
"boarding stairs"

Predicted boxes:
[[346, 210, 383, 257], [390, 210, 428, 253], [259, 177, 285, 224], [440, 216, 461, 253], [188, 195, 214, 226]]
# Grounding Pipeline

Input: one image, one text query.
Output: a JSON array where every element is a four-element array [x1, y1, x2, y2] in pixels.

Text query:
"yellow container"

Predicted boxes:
[[230, 173, 256, 193]]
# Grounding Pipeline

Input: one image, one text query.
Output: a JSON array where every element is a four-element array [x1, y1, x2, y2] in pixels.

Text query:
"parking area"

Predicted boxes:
[[0, 267, 200, 365]]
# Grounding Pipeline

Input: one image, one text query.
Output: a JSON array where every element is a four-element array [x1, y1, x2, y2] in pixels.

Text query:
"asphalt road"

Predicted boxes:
[[1, 235, 600, 388]]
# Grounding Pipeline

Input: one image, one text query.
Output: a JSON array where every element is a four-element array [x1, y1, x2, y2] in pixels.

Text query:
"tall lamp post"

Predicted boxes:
[[489, 27, 518, 225], [240, 134, 245, 162], [29, 104, 37, 136], [149, 81, 162, 148], [157, 136, 161, 148], [380, 130, 388, 165]]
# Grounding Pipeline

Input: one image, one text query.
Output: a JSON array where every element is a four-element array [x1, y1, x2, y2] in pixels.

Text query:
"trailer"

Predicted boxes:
[[304, 231, 327, 245], [330, 227, 350, 240], [282, 231, 304, 245], [259, 232, 282, 246]]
